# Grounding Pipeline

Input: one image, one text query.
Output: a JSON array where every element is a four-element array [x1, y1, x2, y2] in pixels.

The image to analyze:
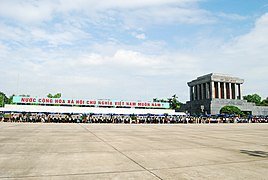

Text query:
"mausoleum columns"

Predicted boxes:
[[194, 85, 197, 100], [225, 83, 229, 99], [237, 84, 242, 99], [200, 83, 206, 100], [234, 84, 238, 99], [217, 82, 221, 99], [190, 86, 194, 101], [189, 82, 243, 101], [188, 76, 243, 101], [206, 83, 210, 99], [197, 84, 200, 100], [211, 81, 215, 99], [231, 83, 235, 99]]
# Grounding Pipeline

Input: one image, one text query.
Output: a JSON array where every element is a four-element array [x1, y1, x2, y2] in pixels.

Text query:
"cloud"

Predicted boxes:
[[0, 0, 55, 23], [0, 0, 210, 51], [195, 13, 268, 99], [229, 13, 268, 53], [120, 6, 214, 30], [30, 25, 90, 47], [57, 0, 201, 11], [0, 1, 267, 102], [0, 0, 207, 26], [0, 40, 201, 101], [217, 12, 248, 21], [31, 29, 73, 46], [0, 23, 25, 43], [2, 12, 267, 100], [215, 13, 268, 70], [131, 32, 146, 40], [0, 18, 91, 49]]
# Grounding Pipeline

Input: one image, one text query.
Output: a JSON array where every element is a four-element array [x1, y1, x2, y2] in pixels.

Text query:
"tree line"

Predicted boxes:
[[243, 94, 268, 106]]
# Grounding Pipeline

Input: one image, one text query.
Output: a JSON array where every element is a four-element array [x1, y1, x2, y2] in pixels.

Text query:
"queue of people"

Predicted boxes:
[[1, 112, 268, 124], [1, 113, 184, 124]]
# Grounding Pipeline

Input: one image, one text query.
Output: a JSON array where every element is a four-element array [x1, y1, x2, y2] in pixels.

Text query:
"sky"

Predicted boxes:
[[0, 0, 268, 103]]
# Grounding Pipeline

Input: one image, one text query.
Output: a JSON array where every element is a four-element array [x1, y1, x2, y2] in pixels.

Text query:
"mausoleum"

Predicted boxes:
[[184, 73, 268, 115]]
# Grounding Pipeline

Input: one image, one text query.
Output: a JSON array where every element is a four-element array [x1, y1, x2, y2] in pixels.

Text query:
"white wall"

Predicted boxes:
[[2, 104, 185, 116]]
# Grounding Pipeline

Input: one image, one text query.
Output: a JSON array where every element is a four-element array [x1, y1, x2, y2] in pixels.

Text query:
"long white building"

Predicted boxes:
[[1, 104, 185, 116]]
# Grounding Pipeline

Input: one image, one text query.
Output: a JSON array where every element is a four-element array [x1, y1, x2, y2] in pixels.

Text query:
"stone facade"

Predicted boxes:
[[184, 73, 268, 115]]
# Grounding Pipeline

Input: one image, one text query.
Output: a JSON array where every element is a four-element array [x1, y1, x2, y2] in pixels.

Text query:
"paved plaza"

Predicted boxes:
[[0, 123, 267, 179]]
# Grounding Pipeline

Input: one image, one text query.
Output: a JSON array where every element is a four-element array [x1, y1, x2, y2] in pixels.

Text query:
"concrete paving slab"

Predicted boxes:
[[125, 147, 267, 169], [152, 160, 268, 180], [5, 171, 159, 180], [0, 123, 267, 179], [0, 151, 144, 178], [0, 141, 115, 154]]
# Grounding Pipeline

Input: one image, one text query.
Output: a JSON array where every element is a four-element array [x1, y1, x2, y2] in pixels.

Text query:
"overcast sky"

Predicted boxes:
[[0, 0, 268, 102]]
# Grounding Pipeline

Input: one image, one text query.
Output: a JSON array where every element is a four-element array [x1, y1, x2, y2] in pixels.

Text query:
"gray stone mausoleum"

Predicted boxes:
[[184, 73, 268, 115]]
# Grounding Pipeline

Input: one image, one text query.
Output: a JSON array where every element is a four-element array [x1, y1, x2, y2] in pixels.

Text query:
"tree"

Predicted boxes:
[[261, 97, 268, 106], [220, 106, 242, 115], [8, 94, 15, 104], [153, 95, 183, 109], [19, 94, 30, 97], [243, 94, 261, 105], [47, 93, 61, 98], [168, 94, 183, 109], [153, 98, 168, 103], [0, 92, 9, 107]]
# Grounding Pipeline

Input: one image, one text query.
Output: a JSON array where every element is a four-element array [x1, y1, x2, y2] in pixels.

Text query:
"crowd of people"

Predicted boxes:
[[1, 112, 268, 124]]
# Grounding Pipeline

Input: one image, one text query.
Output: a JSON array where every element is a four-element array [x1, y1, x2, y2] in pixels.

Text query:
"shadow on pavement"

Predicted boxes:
[[240, 150, 268, 158]]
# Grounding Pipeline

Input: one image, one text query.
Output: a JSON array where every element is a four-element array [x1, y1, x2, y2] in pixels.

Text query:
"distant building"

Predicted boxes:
[[183, 73, 268, 115]]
